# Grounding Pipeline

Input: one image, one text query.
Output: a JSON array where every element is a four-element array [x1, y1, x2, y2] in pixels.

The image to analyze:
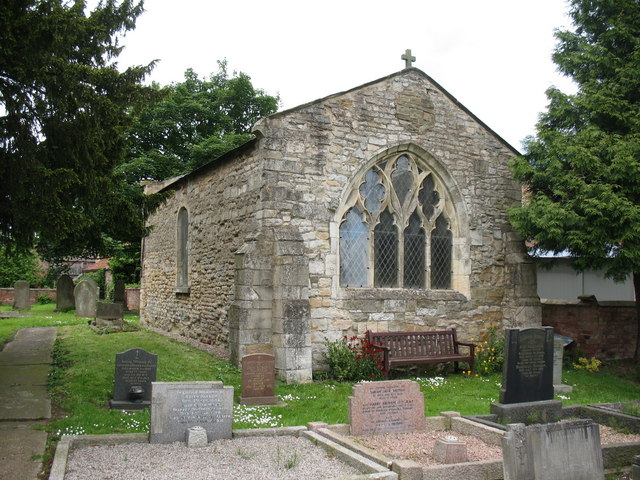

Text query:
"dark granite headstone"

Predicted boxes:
[[13, 280, 30, 311], [150, 381, 233, 444], [113, 278, 125, 305], [110, 348, 157, 410], [239, 353, 278, 405], [56, 275, 75, 311], [500, 327, 554, 404]]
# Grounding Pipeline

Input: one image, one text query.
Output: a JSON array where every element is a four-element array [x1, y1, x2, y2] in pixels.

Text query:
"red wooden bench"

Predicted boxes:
[[366, 329, 476, 376]]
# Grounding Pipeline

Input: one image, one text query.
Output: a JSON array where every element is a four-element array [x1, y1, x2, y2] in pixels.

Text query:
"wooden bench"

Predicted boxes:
[[366, 329, 476, 376]]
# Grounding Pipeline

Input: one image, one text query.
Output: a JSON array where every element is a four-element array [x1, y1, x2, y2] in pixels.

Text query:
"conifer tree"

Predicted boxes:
[[509, 0, 640, 361]]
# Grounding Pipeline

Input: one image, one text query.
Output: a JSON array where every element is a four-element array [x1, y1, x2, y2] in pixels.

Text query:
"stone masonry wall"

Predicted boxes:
[[251, 69, 540, 368], [141, 69, 541, 375], [141, 147, 263, 343]]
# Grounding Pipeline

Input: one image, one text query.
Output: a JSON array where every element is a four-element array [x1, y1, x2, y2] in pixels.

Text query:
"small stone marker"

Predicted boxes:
[[500, 327, 554, 404], [433, 435, 468, 464], [502, 419, 603, 480], [110, 348, 157, 410], [349, 379, 425, 436], [150, 381, 233, 444], [56, 274, 75, 311], [12, 280, 30, 311], [74, 278, 98, 317], [94, 302, 124, 327], [239, 354, 278, 405], [186, 426, 208, 448], [553, 336, 573, 394]]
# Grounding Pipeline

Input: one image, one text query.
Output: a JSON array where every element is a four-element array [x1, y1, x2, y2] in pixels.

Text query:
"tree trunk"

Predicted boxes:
[[634, 272, 640, 364]]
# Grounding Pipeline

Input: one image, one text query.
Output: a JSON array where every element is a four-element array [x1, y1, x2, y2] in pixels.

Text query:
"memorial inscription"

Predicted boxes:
[[349, 380, 425, 436], [150, 381, 233, 444], [110, 348, 157, 410], [240, 354, 279, 405], [500, 327, 554, 404]]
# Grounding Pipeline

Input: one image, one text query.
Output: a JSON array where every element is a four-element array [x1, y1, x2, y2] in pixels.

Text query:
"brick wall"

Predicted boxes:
[[542, 299, 637, 360], [0, 288, 56, 305]]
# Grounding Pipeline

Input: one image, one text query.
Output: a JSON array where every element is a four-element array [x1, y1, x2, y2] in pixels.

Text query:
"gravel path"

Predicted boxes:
[[64, 436, 360, 480]]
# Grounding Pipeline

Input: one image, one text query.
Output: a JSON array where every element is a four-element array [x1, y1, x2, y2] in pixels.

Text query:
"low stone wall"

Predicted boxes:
[[542, 299, 637, 360]]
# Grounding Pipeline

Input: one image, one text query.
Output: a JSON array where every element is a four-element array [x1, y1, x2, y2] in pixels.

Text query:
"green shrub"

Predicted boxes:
[[36, 294, 54, 304], [323, 336, 385, 382]]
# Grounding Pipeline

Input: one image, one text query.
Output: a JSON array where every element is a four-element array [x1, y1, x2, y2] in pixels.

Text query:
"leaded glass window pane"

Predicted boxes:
[[419, 175, 440, 220], [391, 156, 413, 207], [359, 169, 385, 216], [431, 214, 452, 289], [340, 207, 370, 287], [374, 209, 398, 287], [177, 207, 189, 287], [404, 211, 425, 289]]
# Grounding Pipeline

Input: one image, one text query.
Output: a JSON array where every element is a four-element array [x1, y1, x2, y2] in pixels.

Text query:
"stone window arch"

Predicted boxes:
[[176, 207, 190, 292], [339, 151, 457, 290]]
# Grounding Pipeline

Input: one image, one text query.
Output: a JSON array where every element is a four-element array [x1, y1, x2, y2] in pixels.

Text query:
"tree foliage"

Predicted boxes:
[[0, 247, 43, 287], [509, 0, 640, 360], [0, 0, 155, 256], [123, 61, 280, 183]]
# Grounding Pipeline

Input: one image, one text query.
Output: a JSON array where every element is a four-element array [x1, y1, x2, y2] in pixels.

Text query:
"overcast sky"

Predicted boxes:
[[108, 0, 577, 151]]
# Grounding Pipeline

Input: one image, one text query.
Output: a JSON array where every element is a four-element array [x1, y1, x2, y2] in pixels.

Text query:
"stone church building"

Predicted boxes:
[[140, 65, 541, 382]]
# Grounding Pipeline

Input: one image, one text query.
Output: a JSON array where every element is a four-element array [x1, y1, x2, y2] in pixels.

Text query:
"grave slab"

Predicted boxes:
[[502, 419, 603, 480], [500, 327, 554, 405], [349, 379, 425, 436], [150, 381, 233, 444], [110, 348, 157, 410], [239, 353, 279, 405], [13, 280, 30, 311], [56, 274, 75, 311]]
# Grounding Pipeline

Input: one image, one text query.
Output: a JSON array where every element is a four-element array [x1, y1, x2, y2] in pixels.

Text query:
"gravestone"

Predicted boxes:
[[349, 379, 425, 436], [13, 280, 30, 311], [150, 381, 233, 444], [500, 327, 554, 404], [56, 275, 75, 311], [110, 348, 157, 410], [94, 302, 124, 327], [492, 327, 561, 423], [633, 455, 640, 480], [113, 278, 125, 306], [553, 336, 573, 394], [239, 353, 279, 405], [74, 278, 98, 317], [502, 420, 603, 480]]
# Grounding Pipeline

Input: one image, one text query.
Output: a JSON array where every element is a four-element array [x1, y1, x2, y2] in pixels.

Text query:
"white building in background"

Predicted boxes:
[[536, 255, 635, 302]]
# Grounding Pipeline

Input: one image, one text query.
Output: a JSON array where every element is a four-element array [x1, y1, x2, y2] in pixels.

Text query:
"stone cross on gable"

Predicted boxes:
[[401, 49, 416, 68]]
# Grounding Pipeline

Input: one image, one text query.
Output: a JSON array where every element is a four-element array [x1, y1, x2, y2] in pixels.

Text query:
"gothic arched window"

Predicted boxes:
[[339, 154, 453, 290], [176, 207, 189, 290]]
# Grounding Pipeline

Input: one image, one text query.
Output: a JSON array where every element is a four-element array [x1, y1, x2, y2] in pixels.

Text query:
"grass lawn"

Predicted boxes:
[[1, 303, 639, 440]]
